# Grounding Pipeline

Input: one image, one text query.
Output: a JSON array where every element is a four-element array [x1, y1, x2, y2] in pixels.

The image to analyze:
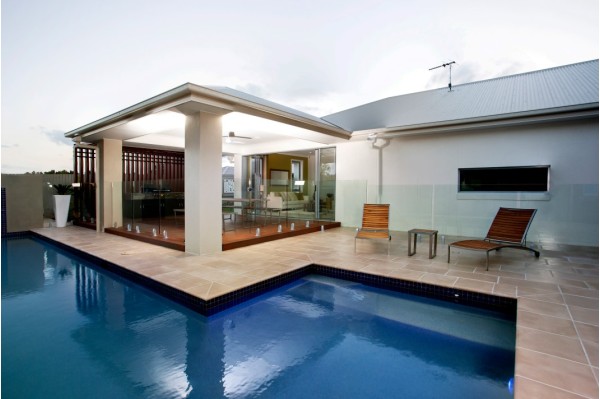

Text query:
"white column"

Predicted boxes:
[[97, 139, 123, 230], [185, 112, 223, 254]]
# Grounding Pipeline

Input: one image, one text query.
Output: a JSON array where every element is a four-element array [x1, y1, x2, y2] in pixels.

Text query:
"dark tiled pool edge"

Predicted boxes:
[[29, 231, 516, 317]]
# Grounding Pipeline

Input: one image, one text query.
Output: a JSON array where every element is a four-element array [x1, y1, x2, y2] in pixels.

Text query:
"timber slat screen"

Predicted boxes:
[[122, 147, 184, 193], [73, 146, 97, 226]]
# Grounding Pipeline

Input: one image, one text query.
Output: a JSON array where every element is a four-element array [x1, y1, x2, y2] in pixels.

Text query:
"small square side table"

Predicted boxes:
[[408, 229, 438, 259]]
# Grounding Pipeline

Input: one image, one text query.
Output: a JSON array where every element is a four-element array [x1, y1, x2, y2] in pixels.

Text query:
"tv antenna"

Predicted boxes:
[[429, 61, 456, 91]]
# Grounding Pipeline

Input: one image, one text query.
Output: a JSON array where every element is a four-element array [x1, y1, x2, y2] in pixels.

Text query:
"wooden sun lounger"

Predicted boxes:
[[448, 207, 540, 270], [355, 204, 391, 255]]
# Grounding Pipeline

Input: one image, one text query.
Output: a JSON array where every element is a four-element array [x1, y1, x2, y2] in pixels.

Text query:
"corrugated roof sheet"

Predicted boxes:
[[322, 60, 599, 132]]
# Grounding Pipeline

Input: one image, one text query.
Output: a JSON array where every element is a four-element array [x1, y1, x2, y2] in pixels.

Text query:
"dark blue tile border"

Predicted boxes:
[[2, 231, 30, 239], [28, 231, 516, 317]]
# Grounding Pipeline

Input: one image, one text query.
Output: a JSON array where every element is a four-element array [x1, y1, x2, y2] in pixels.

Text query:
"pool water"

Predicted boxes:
[[2, 237, 515, 398]]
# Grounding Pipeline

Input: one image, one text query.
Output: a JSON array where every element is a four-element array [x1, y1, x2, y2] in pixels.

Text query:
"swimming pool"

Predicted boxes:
[[2, 237, 515, 398]]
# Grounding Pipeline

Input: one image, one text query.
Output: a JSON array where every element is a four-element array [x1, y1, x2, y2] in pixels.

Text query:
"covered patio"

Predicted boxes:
[[65, 84, 352, 254]]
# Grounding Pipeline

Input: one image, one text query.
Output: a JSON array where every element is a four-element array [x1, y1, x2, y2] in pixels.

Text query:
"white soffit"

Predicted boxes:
[[66, 84, 351, 146]]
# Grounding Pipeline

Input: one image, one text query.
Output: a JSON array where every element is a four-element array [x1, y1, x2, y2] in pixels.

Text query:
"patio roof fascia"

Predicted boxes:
[[351, 102, 599, 140], [64, 83, 352, 144]]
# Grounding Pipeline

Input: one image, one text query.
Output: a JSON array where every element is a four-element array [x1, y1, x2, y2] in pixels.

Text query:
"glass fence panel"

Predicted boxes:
[[336, 183, 599, 247], [336, 180, 368, 227], [107, 179, 598, 248]]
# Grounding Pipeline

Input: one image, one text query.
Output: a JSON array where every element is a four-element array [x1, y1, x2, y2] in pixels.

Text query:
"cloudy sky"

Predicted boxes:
[[2, 0, 598, 173]]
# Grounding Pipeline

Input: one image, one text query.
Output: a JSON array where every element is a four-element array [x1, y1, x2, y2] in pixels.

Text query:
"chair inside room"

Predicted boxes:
[[355, 204, 391, 255], [447, 207, 540, 270]]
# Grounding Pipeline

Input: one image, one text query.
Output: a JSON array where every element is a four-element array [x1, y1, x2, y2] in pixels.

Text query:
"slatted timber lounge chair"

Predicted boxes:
[[355, 204, 391, 255], [448, 207, 540, 270]]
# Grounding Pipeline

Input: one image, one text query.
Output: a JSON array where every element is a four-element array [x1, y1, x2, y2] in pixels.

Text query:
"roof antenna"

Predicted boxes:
[[429, 61, 456, 91]]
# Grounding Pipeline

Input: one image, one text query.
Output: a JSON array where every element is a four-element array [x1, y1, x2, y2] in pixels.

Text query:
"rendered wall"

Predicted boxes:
[[1, 174, 44, 233], [335, 118, 599, 246]]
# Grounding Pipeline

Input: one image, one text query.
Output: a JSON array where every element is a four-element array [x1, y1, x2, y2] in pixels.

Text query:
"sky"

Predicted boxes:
[[1, 0, 598, 174]]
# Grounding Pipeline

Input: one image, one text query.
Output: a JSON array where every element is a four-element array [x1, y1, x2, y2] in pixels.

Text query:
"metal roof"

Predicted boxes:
[[322, 60, 599, 132]]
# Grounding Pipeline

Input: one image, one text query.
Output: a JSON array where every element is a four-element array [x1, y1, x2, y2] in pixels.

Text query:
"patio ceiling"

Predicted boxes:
[[65, 84, 352, 153]]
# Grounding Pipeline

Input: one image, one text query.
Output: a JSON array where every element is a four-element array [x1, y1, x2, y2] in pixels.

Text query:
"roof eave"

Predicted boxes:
[[354, 103, 599, 139], [65, 84, 351, 141]]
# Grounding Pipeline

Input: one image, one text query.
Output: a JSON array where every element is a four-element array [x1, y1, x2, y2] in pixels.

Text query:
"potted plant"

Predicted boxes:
[[52, 184, 73, 228]]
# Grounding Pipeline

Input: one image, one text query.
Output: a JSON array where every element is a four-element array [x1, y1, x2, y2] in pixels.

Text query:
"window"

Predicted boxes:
[[459, 166, 550, 192]]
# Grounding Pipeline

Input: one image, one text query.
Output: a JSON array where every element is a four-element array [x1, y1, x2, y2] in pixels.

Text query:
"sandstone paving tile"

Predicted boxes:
[[568, 256, 600, 266], [242, 267, 288, 279], [569, 306, 599, 326], [446, 270, 499, 283], [151, 269, 189, 282], [181, 282, 214, 299], [138, 265, 179, 277], [517, 326, 588, 363], [560, 285, 599, 299], [500, 277, 560, 293], [418, 273, 458, 287], [581, 340, 598, 368], [517, 298, 571, 319], [515, 348, 598, 399], [213, 274, 263, 290], [166, 275, 214, 290], [272, 257, 311, 268], [475, 268, 525, 279], [517, 285, 565, 298], [492, 283, 517, 298], [514, 376, 593, 399], [553, 278, 592, 289], [517, 311, 578, 337], [453, 278, 495, 294], [574, 322, 599, 344], [205, 282, 237, 299], [386, 269, 425, 281], [553, 270, 595, 281], [404, 263, 449, 274], [446, 264, 477, 272], [563, 294, 599, 310], [519, 292, 565, 305], [525, 270, 558, 283]]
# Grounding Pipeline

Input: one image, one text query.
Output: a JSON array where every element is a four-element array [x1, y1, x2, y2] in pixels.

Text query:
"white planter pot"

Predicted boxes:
[[54, 195, 71, 228]]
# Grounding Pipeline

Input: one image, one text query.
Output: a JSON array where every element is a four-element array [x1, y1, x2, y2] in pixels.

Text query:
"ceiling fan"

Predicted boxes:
[[223, 131, 251, 144]]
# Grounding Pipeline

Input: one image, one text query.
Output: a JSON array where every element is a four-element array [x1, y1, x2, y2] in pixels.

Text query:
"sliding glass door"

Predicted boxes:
[[316, 147, 336, 220]]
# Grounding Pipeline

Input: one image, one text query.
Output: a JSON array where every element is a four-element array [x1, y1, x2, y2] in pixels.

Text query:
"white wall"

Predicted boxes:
[[336, 118, 599, 246]]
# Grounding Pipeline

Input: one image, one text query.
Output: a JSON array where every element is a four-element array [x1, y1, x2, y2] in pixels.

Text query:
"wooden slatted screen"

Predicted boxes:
[[73, 146, 97, 222], [122, 147, 184, 193]]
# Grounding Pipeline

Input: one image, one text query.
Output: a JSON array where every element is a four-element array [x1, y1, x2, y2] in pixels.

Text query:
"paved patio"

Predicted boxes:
[[32, 225, 598, 399]]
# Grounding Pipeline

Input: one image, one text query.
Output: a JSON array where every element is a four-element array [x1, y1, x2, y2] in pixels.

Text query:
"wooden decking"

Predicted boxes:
[[104, 217, 341, 251]]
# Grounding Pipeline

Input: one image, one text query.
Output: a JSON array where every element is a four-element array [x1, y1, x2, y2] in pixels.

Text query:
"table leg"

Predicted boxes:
[[409, 232, 418, 256], [428, 235, 433, 259]]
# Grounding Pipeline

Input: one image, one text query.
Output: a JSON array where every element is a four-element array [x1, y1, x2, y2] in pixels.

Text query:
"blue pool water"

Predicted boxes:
[[2, 237, 515, 398]]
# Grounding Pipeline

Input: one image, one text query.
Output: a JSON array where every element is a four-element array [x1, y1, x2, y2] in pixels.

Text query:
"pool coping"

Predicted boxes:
[[28, 230, 516, 317]]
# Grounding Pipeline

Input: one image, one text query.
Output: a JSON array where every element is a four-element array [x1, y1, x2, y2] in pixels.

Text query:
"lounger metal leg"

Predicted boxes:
[[447, 245, 451, 263], [486, 251, 490, 271]]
